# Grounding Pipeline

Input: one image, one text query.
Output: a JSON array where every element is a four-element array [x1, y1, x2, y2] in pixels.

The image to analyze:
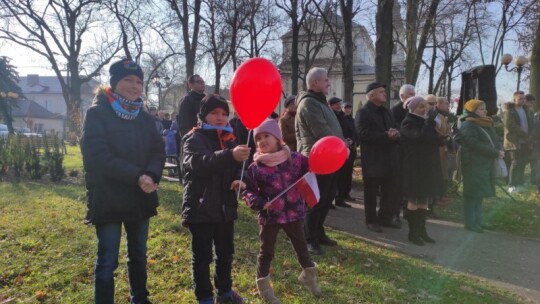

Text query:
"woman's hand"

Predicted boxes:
[[230, 180, 246, 191]]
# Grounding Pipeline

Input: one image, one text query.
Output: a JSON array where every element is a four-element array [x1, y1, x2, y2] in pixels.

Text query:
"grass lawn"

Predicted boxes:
[[0, 146, 533, 303]]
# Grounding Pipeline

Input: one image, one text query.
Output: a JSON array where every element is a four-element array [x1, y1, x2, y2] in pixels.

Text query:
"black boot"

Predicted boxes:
[[407, 210, 424, 246], [418, 209, 435, 243]]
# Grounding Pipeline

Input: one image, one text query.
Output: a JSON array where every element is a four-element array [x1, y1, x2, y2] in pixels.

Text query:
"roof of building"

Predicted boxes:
[[18, 75, 98, 95], [10, 99, 64, 119]]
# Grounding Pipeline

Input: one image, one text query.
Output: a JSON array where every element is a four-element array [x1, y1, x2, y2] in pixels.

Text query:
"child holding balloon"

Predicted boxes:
[[239, 118, 322, 304], [181, 95, 251, 304]]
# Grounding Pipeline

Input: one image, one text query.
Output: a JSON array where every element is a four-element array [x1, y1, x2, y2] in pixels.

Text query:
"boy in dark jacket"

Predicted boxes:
[[181, 95, 250, 304]]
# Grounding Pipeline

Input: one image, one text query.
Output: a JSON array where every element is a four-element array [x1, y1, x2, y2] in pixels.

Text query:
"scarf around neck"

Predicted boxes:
[[253, 145, 291, 167], [105, 87, 143, 120], [190, 123, 237, 149], [465, 116, 493, 128]]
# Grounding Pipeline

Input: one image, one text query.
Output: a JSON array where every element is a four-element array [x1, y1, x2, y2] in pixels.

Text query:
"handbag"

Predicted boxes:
[[479, 128, 508, 178]]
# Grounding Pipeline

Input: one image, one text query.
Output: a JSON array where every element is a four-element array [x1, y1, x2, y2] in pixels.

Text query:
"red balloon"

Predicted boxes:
[[230, 58, 282, 129], [309, 136, 347, 175]]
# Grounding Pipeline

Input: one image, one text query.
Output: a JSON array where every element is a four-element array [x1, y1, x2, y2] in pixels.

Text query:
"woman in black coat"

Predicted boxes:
[[80, 59, 164, 304], [400, 96, 443, 246]]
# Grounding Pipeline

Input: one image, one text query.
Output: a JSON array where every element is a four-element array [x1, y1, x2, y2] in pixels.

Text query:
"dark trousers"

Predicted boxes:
[[189, 222, 235, 301], [257, 220, 314, 278], [363, 176, 400, 224], [336, 148, 356, 200], [94, 219, 150, 304], [508, 144, 530, 186], [304, 173, 337, 244]]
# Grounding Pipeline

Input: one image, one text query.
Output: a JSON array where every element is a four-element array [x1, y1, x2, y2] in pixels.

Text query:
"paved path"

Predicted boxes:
[[325, 194, 540, 303]]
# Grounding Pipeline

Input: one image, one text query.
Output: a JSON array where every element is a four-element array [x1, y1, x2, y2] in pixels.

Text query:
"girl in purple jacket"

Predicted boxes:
[[239, 119, 321, 303]]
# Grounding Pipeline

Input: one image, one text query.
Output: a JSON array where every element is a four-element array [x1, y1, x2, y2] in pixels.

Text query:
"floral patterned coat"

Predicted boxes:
[[243, 152, 309, 226]]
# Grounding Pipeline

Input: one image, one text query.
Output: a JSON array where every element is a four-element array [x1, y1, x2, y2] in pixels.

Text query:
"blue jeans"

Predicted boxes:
[[94, 219, 150, 304]]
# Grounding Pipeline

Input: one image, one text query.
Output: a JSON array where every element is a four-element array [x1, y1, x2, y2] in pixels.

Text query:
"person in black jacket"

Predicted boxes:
[[391, 84, 415, 130], [355, 82, 401, 233], [181, 95, 250, 304], [80, 58, 165, 304], [400, 96, 442, 245], [177, 75, 206, 138]]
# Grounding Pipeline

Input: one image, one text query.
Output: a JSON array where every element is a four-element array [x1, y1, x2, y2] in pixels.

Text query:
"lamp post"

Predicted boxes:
[[152, 74, 171, 110], [501, 53, 530, 91]]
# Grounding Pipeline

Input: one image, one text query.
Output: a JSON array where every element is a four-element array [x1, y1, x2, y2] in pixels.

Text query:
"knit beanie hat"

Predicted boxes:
[[109, 58, 144, 90], [464, 99, 483, 113], [198, 94, 230, 121], [403, 96, 425, 111], [283, 95, 296, 108], [253, 118, 282, 142]]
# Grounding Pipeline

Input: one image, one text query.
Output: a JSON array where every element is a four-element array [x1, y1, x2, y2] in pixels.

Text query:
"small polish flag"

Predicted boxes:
[[295, 172, 320, 208]]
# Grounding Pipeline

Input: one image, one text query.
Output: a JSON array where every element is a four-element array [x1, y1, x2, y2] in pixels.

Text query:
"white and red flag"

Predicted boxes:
[[266, 172, 320, 208], [294, 172, 320, 208]]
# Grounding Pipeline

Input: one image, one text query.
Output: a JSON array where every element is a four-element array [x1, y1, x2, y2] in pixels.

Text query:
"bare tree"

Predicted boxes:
[[375, 0, 394, 103], [106, 0, 147, 62], [404, 0, 440, 85], [240, 0, 282, 59], [200, 0, 234, 93], [167, 0, 202, 81], [276, 0, 312, 94], [315, 0, 363, 103], [0, 0, 122, 138]]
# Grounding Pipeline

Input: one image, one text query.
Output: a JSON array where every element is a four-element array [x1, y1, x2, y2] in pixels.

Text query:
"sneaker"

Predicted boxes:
[[335, 200, 352, 208], [216, 290, 244, 304]]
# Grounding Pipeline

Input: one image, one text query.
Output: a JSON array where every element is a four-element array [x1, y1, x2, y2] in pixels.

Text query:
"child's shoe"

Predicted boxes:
[[216, 290, 244, 303], [298, 266, 322, 297], [256, 276, 281, 304]]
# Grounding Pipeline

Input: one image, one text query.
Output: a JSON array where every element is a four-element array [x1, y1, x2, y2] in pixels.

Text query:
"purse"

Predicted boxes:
[[479, 128, 508, 178]]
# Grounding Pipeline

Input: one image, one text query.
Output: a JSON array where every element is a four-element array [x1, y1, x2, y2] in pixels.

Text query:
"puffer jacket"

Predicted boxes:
[[294, 90, 345, 156], [181, 128, 242, 224], [81, 89, 165, 224], [502, 102, 533, 150], [243, 152, 309, 226]]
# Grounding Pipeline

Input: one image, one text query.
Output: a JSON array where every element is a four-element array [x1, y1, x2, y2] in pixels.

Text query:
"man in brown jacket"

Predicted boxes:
[[279, 95, 297, 151]]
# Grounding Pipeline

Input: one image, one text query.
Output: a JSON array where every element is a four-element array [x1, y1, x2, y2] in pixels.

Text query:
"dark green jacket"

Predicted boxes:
[[294, 90, 345, 156], [458, 113, 502, 198]]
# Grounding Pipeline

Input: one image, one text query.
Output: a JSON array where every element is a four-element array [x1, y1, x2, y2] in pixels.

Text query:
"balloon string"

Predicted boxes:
[[236, 129, 252, 201]]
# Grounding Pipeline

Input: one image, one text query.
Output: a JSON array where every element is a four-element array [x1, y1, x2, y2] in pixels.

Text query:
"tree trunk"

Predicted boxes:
[[341, 0, 354, 104], [375, 0, 394, 107], [404, 0, 418, 84], [291, 21, 301, 94], [531, 21, 540, 111]]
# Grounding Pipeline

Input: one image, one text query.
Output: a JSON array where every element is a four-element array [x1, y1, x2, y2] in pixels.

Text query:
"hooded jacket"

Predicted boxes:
[[81, 88, 165, 224], [294, 90, 345, 156]]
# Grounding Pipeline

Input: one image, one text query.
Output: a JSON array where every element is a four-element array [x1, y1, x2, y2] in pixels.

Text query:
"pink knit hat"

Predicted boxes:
[[403, 96, 425, 111], [253, 118, 282, 142]]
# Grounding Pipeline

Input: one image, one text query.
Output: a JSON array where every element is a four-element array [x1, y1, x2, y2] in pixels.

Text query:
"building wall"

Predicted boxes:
[[12, 117, 65, 137]]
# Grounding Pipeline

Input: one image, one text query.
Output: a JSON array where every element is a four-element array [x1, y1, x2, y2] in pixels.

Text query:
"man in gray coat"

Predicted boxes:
[[295, 67, 346, 255]]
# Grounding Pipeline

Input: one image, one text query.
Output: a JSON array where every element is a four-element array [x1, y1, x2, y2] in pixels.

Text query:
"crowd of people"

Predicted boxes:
[[80, 59, 539, 304]]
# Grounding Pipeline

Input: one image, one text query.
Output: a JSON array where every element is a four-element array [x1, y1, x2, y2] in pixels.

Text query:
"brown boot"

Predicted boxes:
[[298, 266, 322, 297], [256, 276, 281, 304]]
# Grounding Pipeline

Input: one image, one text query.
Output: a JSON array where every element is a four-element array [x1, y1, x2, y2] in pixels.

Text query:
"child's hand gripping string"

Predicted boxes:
[[230, 180, 246, 191]]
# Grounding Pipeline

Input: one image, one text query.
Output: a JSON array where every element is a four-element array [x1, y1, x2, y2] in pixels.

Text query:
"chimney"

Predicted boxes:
[[27, 74, 39, 86]]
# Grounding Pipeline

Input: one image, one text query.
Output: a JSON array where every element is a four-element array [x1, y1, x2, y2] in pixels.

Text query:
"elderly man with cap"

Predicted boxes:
[[279, 95, 298, 151], [81, 58, 165, 303], [336, 101, 357, 207], [355, 82, 401, 233], [328, 97, 352, 208], [295, 67, 346, 255]]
